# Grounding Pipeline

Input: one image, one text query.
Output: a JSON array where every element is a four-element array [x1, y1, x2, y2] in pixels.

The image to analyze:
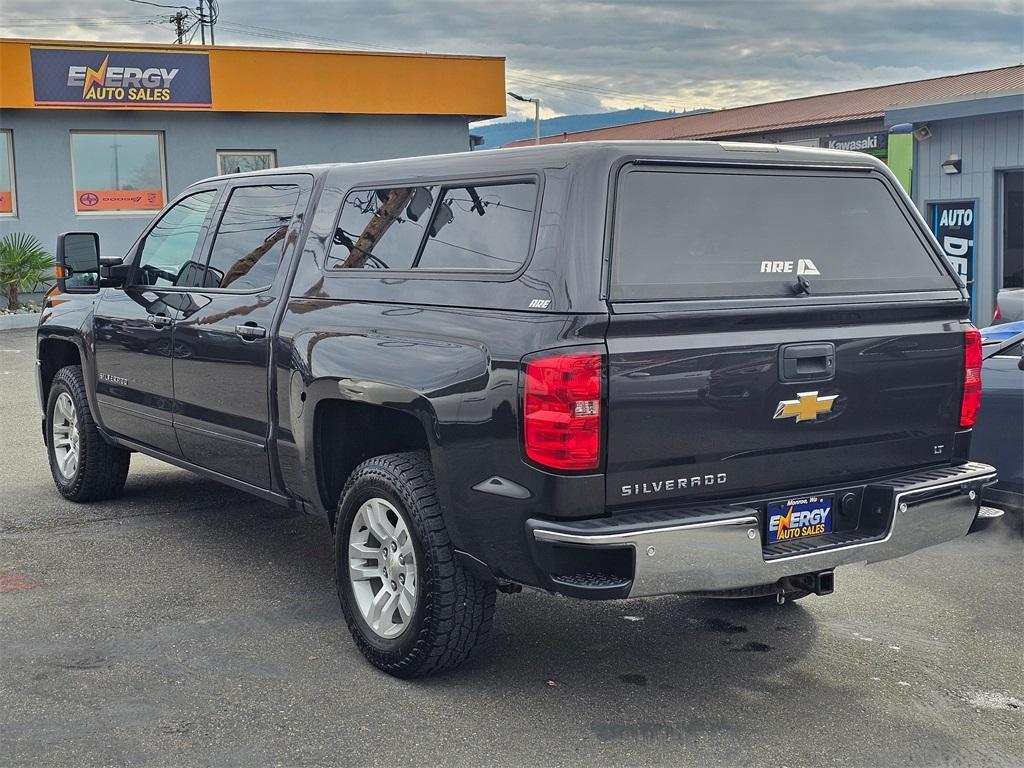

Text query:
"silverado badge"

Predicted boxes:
[[773, 391, 838, 423]]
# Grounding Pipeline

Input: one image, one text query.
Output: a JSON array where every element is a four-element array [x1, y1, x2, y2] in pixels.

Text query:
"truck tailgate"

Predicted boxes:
[[606, 315, 964, 507]]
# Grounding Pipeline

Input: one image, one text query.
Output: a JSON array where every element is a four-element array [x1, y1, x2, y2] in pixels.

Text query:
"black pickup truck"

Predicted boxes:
[[37, 141, 998, 677]]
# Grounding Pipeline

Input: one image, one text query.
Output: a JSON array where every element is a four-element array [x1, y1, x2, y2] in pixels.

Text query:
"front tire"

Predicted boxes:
[[335, 452, 495, 678], [46, 365, 130, 502]]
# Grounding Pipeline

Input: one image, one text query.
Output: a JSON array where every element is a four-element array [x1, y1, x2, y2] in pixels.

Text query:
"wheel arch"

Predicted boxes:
[[311, 393, 437, 529], [38, 335, 83, 407]]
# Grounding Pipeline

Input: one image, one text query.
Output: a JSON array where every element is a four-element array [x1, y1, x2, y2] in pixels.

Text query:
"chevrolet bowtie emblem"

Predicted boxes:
[[773, 391, 838, 423]]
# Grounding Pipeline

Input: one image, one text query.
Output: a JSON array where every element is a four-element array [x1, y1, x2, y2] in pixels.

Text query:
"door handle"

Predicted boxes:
[[235, 323, 267, 340], [147, 313, 172, 328], [779, 342, 835, 382]]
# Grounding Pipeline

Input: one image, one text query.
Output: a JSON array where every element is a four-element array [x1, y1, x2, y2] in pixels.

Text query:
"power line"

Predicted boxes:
[[215, 21, 412, 53], [0, 17, 160, 26]]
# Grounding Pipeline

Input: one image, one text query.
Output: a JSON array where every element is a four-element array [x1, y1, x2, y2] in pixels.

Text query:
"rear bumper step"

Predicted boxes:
[[528, 462, 997, 599]]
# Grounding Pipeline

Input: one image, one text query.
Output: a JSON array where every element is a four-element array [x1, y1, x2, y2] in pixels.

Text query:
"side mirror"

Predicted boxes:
[[429, 201, 453, 237], [55, 232, 100, 293], [405, 186, 433, 222]]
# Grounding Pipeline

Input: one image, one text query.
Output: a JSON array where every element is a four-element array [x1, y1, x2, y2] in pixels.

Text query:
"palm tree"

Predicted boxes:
[[0, 233, 54, 310]]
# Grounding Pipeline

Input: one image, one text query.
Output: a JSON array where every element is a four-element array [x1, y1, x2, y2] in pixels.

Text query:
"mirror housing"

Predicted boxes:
[[55, 232, 101, 294], [100, 257, 131, 288]]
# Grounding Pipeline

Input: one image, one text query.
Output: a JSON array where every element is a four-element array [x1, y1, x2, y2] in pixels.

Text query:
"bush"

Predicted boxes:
[[0, 233, 53, 310]]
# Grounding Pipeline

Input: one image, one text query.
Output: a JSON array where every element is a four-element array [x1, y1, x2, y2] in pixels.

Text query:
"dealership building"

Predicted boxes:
[[510, 66, 1024, 324], [0, 38, 504, 257]]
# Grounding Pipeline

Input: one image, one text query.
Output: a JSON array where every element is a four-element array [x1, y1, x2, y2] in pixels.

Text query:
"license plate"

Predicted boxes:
[[766, 495, 833, 544]]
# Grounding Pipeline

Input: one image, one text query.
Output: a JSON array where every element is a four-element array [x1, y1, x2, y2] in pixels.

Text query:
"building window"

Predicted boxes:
[[216, 150, 277, 176], [1002, 170, 1023, 289], [0, 131, 16, 216], [70, 132, 166, 214]]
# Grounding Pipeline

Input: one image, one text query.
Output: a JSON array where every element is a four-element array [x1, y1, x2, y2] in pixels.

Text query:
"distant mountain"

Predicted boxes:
[[471, 107, 711, 148]]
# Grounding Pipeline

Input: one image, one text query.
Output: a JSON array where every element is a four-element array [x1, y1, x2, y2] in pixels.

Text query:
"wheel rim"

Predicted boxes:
[[347, 497, 418, 639], [51, 392, 80, 480]]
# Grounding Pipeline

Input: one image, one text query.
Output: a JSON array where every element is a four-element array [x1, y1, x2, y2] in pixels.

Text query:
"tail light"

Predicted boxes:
[[523, 352, 602, 471], [993, 303, 1002, 323], [960, 329, 983, 428]]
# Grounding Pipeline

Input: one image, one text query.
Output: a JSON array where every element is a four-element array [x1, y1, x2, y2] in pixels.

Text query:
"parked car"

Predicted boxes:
[[993, 288, 1024, 324], [973, 324, 1024, 512], [981, 319, 1024, 344], [36, 142, 997, 677]]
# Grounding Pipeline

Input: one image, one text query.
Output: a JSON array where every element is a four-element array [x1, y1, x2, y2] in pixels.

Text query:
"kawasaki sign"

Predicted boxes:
[[818, 131, 888, 157], [30, 46, 211, 108]]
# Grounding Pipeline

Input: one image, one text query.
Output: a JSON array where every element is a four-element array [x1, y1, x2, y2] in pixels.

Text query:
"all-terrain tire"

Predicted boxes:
[[46, 365, 131, 502], [335, 451, 495, 678]]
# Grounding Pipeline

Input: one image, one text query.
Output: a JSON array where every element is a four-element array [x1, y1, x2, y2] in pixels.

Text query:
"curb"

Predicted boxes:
[[0, 313, 40, 331]]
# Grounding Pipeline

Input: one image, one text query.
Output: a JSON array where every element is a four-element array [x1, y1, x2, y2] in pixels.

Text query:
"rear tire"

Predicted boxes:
[[46, 365, 131, 502], [335, 451, 495, 678]]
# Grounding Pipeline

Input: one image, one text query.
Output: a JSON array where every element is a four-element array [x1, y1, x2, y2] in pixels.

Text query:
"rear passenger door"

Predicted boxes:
[[171, 175, 311, 489]]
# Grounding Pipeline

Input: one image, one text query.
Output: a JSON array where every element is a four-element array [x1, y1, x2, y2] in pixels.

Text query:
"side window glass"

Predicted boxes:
[[136, 190, 217, 287], [328, 186, 436, 270], [204, 184, 300, 290], [417, 182, 536, 270]]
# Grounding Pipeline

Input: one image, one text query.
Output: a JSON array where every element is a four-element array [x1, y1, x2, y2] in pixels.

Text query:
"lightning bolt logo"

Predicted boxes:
[[776, 507, 793, 535], [82, 55, 109, 96]]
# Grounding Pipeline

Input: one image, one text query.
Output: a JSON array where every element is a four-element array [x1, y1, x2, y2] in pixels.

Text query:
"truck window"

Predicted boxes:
[[136, 190, 217, 287], [611, 168, 953, 301], [416, 182, 536, 271], [330, 186, 437, 270], [327, 180, 536, 272], [203, 184, 300, 290]]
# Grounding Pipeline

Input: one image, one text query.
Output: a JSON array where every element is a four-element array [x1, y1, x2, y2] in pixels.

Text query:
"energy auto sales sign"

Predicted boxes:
[[30, 47, 212, 108]]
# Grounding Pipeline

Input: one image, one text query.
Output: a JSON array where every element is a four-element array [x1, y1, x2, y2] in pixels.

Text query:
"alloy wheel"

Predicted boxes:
[[347, 497, 418, 639], [51, 391, 80, 480]]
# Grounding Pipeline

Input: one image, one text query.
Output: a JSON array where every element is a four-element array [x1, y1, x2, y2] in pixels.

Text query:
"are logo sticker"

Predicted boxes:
[[760, 258, 820, 276]]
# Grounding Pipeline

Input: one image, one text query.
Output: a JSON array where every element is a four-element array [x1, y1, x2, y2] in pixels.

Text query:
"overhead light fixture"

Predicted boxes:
[[941, 153, 962, 175], [507, 91, 542, 145], [912, 125, 932, 141]]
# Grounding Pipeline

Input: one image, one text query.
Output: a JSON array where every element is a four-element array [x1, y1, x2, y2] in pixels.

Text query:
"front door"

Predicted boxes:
[[171, 177, 309, 489], [93, 188, 220, 456]]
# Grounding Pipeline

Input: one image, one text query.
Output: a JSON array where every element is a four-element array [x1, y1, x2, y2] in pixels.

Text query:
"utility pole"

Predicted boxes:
[[170, 11, 188, 44], [197, 0, 206, 44], [112, 141, 121, 189], [508, 92, 542, 145]]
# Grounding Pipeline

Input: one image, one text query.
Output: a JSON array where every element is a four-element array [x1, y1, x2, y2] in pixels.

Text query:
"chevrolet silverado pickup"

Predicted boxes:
[[37, 141, 998, 677]]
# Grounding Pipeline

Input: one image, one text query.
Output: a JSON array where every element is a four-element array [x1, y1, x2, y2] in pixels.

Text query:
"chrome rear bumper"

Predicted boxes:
[[529, 462, 997, 598]]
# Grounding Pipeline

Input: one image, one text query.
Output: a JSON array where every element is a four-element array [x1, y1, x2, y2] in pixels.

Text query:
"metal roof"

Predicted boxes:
[[506, 65, 1024, 146]]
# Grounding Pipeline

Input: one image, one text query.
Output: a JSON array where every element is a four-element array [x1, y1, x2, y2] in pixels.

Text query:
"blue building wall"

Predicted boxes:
[[910, 109, 1024, 326], [0, 109, 470, 259]]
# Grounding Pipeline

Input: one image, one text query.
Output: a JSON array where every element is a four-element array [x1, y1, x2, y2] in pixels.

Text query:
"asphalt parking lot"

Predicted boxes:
[[1, 326, 1022, 768]]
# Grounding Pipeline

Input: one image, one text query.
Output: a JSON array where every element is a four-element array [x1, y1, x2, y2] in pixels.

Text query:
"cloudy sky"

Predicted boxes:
[[2, 0, 1021, 122]]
